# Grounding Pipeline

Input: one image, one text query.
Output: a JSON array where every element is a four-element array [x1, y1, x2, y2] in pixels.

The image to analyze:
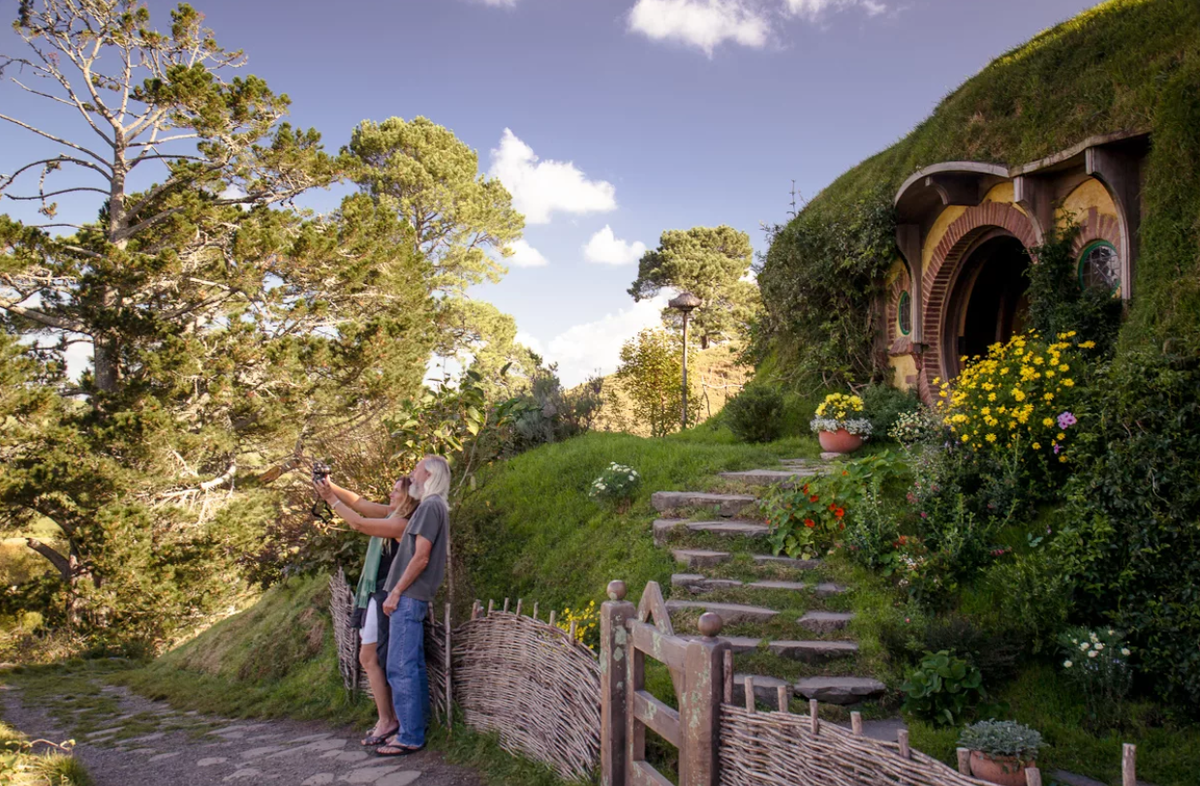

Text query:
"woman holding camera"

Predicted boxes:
[[317, 475, 419, 747]]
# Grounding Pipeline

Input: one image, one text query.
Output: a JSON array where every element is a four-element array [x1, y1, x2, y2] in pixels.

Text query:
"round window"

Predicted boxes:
[[1078, 241, 1120, 293], [897, 290, 912, 336]]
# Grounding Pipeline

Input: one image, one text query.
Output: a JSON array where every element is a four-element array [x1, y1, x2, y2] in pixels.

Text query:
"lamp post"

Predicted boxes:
[[668, 291, 702, 431]]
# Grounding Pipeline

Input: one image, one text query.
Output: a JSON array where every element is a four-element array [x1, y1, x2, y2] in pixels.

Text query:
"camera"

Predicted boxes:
[[312, 460, 332, 484]]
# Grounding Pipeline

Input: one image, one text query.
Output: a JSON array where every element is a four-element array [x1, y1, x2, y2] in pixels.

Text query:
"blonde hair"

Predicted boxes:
[[392, 476, 419, 519], [419, 455, 451, 500]]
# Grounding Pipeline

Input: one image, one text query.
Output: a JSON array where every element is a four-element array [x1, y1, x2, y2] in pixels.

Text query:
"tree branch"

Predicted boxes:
[[0, 113, 111, 168], [0, 297, 89, 333], [25, 538, 70, 581]]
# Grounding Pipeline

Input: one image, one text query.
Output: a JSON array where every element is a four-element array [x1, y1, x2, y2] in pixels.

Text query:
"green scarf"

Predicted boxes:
[[354, 536, 385, 609]]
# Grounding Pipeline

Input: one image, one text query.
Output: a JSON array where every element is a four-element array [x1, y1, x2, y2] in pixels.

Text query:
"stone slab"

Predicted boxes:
[[651, 491, 757, 517], [731, 674, 791, 709], [719, 469, 821, 487], [798, 611, 855, 633], [813, 582, 849, 598], [670, 549, 731, 569], [795, 676, 886, 705], [654, 519, 768, 546], [745, 580, 808, 592], [837, 717, 907, 743], [671, 573, 743, 593], [767, 639, 858, 662], [665, 599, 779, 625]]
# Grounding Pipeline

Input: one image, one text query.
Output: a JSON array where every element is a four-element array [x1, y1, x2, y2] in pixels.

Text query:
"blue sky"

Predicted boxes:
[[1, 0, 1100, 385]]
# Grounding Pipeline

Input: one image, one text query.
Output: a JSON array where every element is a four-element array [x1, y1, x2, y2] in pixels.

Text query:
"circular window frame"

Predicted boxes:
[[1077, 240, 1120, 293], [897, 290, 912, 336]]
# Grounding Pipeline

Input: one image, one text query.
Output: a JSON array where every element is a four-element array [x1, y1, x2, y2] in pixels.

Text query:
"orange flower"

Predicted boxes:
[[835, 507, 845, 518], [804, 519, 816, 528], [810, 495, 819, 503]]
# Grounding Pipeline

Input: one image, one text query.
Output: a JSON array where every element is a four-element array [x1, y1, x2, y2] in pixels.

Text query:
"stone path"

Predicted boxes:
[[0, 678, 482, 786]]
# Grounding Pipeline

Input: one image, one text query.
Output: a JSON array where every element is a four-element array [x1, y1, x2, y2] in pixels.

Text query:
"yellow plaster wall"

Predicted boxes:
[[1056, 177, 1119, 224], [884, 258, 908, 288], [889, 353, 918, 392], [922, 206, 966, 271]]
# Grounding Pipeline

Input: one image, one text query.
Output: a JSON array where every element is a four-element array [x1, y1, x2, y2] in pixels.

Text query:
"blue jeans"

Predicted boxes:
[[386, 595, 429, 747]]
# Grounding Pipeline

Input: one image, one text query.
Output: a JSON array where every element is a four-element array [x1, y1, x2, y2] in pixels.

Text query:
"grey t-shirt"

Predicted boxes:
[[384, 495, 448, 602]]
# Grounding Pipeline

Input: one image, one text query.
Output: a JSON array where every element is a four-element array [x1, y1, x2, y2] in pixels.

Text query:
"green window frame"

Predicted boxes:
[[897, 290, 912, 336], [1077, 240, 1120, 293]]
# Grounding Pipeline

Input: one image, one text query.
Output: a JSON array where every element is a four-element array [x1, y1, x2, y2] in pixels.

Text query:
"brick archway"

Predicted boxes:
[[918, 202, 1037, 403]]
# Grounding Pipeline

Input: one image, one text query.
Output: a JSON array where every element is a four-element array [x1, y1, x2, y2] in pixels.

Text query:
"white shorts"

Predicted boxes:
[[361, 597, 380, 645]]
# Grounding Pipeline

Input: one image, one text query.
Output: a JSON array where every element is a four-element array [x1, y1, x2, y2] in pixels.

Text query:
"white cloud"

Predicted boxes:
[[515, 331, 545, 356], [781, 0, 886, 19], [505, 238, 549, 268], [489, 129, 617, 224], [583, 226, 648, 266], [627, 0, 770, 55], [534, 296, 669, 387]]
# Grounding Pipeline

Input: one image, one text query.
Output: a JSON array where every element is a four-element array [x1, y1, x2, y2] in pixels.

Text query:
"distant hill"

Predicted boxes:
[[584, 342, 752, 436]]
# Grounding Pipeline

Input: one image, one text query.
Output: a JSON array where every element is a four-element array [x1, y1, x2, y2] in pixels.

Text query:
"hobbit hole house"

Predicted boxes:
[[884, 131, 1145, 403]]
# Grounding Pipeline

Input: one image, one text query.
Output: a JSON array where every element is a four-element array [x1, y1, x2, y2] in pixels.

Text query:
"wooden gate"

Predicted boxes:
[[600, 580, 730, 786]]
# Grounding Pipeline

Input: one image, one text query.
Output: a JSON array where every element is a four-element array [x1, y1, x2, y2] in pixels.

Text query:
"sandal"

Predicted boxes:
[[360, 726, 399, 747], [375, 742, 424, 757]]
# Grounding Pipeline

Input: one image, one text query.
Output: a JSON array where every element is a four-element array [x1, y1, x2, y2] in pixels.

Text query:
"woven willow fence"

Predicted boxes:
[[718, 699, 990, 786], [331, 576, 600, 781]]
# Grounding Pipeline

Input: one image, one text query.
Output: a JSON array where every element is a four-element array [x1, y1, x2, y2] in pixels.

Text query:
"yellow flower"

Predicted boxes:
[[1058, 432, 1066, 441], [1059, 454, 1068, 463], [961, 434, 971, 443], [1079, 341, 1096, 349], [1043, 418, 1054, 427], [1032, 442, 1041, 450], [988, 393, 997, 402], [1059, 365, 1069, 372], [1044, 393, 1054, 402], [1063, 379, 1074, 387]]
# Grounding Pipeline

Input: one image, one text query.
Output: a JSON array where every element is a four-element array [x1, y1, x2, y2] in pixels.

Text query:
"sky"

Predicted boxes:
[[0, 0, 1102, 386]]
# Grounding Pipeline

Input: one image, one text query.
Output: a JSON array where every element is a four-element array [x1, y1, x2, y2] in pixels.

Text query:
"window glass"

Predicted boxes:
[[898, 290, 912, 336], [1078, 241, 1120, 293]]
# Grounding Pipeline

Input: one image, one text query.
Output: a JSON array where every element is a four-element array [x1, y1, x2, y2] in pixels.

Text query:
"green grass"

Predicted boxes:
[[454, 428, 821, 615], [0, 719, 91, 786]]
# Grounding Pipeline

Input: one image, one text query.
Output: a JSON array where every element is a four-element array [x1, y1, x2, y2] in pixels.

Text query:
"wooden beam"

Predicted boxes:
[[631, 690, 681, 749]]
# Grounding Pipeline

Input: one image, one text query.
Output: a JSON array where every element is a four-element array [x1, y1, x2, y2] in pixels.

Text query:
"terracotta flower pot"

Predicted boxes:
[[818, 428, 864, 454], [969, 751, 1034, 786]]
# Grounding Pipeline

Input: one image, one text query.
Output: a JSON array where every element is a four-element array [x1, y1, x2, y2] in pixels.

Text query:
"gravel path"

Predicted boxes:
[[0, 678, 484, 786]]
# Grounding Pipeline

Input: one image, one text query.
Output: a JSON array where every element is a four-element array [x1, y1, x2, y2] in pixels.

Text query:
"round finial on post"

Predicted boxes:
[[698, 611, 723, 638], [607, 580, 627, 601]]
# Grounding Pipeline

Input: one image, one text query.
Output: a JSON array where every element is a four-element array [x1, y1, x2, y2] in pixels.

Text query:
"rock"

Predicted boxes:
[[670, 549, 731, 569], [665, 600, 779, 625], [651, 491, 757, 517], [671, 573, 742, 593], [343, 765, 401, 783], [766, 640, 858, 662], [730, 674, 791, 709], [223, 768, 262, 782], [812, 582, 849, 598], [377, 773, 422, 786], [197, 757, 228, 766], [719, 469, 821, 487], [795, 676, 886, 705], [752, 554, 822, 570], [301, 776, 336, 786], [745, 580, 808, 592], [148, 752, 181, 762], [797, 611, 854, 633]]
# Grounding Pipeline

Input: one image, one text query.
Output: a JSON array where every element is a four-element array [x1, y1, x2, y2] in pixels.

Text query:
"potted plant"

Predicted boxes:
[[810, 393, 872, 454], [959, 720, 1045, 786]]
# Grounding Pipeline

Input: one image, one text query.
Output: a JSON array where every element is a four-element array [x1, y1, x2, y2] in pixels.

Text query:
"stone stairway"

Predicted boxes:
[[649, 457, 886, 709]]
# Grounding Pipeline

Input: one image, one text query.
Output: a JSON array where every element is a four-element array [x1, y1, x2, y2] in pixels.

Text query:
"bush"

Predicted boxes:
[[900, 650, 988, 727], [1059, 626, 1134, 728], [964, 551, 1071, 656], [725, 385, 785, 443], [862, 383, 920, 439], [1053, 352, 1200, 714], [588, 463, 641, 511], [889, 407, 942, 447]]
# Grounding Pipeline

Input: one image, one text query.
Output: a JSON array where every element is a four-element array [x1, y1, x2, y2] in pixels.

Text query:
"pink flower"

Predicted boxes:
[[1057, 411, 1077, 429]]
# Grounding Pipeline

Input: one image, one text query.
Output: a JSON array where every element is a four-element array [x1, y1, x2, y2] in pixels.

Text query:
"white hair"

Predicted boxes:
[[418, 455, 451, 500]]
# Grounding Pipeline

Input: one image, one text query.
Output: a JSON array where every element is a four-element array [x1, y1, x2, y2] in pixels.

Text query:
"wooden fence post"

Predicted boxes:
[[1123, 744, 1136, 786], [600, 580, 634, 786], [680, 612, 729, 786]]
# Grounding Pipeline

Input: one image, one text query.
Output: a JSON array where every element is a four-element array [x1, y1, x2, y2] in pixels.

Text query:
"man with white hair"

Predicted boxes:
[[376, 455, 451, 757]]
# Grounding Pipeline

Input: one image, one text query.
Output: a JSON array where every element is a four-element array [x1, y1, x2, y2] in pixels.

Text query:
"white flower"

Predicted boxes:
[[1079, 642, 1090, 651], [1095, 643, 1105, 651], [1090, 632, 1099, 643], [1121, 648, 1131, 656], [1088, 650, 1099, 658], [1107, 629, 1115, 636], [1063, 660, 1073, 668]]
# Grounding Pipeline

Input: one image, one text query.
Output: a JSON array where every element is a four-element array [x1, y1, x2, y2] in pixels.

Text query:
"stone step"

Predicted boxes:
[[653, 519, 769, 546], [651, 491, 757, 517], [671, 549, 731, 569], [680, 635, 762, 654], [665, 600, 779, 625], [671, 575, 826, 596], [731, 674, 791, 709], [812, 582, 849, 598], [767, 640, 858, 663], [798, 611, 855, 633], [795, 676, 887, 705], [752, 554, 822, 570], [719, 469, 821, 487]]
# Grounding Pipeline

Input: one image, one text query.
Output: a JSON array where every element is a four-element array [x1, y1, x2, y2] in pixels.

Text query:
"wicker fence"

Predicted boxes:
[[331, 576, 600, 781]]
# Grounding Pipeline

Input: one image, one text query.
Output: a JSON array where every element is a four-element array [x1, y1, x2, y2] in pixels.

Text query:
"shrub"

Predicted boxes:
[[888, 407, 942, 447], [1059, 626, 1133, 728], [919, 615, 1025, 687], [959, 720, 1044, 763], [725, 386, 785, 443], [1053, 352, 1200, 714], [588, 462, 641, 511], [965, 551, 1071, 656], [900, 650, 988, 727], [862, 383, 921, 439]]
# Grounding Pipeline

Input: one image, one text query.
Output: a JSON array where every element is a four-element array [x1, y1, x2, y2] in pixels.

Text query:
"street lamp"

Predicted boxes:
[[669, 291, 703, 431]]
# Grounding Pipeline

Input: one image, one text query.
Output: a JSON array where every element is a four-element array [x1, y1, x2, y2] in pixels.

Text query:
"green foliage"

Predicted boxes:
[[0, 720, 89, 786], [1058, 626, 1134, 729], [757, 188, 896, 387], [629, 225, 760, 347], [1053, 351, 1200, 714], [588, 463, 642, 511], [888, 407, 941, 447], [614, 329, 700, 438], [959, 720, 1044, 762], [1026, 227, 1123, 355], [860, 384, 920, 441], [900, 650, 987, 727], [963, 551, 1071, 656], [765, 451, 907, 560], [724, 385, 784, 443]]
